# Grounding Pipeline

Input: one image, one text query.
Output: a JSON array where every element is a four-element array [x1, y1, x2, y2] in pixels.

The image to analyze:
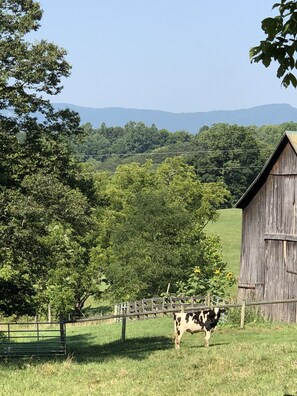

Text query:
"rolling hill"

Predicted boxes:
[[53, 102, 297, 133]]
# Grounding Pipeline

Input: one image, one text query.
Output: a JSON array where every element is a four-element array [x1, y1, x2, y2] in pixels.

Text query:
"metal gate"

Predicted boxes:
[[0, 321, 66, 357]]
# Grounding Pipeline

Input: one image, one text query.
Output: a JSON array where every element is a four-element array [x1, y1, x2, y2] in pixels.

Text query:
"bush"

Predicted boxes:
[[175, 235, 236, 299]]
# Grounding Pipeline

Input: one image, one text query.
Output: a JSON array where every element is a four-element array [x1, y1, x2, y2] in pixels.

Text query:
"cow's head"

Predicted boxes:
[[212, 307, 226, 320]]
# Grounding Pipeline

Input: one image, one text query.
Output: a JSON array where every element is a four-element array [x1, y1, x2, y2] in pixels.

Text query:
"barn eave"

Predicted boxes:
[[236, 131, 297, 209]]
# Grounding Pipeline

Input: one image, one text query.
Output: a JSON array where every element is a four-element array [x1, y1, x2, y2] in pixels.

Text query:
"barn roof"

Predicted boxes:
[[236, 131, 297, 209]]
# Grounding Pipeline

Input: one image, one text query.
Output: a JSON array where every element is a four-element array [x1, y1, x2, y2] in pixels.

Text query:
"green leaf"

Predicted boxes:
[[261, 17, 277, 38], [288, 72, 297, 87], [262, 55, 272, 67]]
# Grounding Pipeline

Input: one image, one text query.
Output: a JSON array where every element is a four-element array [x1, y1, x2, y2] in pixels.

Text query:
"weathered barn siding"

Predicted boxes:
[[237, 133, 297, 322], [238, 183, 266, 301]]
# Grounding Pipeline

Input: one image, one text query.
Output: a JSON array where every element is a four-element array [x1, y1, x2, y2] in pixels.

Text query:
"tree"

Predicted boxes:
[[0, 1, 99, 317], [91, 158, 229, 302], [250, 0, 297, 88], [0, 169, 102, 317], [39, 220, 108, 317], [0, 278, 36, 317], [1, 0, 83, 189], [0, 0, 80, 132], [189, 124, 264, 206]]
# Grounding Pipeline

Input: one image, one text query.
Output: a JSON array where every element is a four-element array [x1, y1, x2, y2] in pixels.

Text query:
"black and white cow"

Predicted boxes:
[[173, 307, 225, 349]]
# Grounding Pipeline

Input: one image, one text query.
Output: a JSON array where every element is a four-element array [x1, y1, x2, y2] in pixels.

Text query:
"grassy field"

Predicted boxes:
[[206, 208, 242, 276], [5, 208, 295, 396], [1, 317, 297, 396]]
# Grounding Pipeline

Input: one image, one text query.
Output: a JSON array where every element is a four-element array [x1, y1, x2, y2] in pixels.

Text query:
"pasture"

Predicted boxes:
[[205, 208, 242, 277], [1, 317, 297, 396], [2, 208, 297, 396]]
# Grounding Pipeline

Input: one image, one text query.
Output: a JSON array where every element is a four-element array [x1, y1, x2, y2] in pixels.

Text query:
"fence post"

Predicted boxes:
[[206, 292, 211, 307], [60, 321, 66, 353], [114, 304, 119, 322], [48, 303, 52, 324], [121, 309, 127, 342], [240, 299, 246, 329]]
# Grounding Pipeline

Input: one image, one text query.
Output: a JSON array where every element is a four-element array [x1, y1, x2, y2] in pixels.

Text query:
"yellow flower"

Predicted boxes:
[[193, 267, 201, 274], [214, 269, 221, 275], [226, 272, 233, 280]]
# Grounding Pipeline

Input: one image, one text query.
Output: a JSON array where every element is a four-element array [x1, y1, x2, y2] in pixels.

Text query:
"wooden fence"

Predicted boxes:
[[70, 297, 297, 342], [3, 297, 297, 357], [114, 295, 217, 319]]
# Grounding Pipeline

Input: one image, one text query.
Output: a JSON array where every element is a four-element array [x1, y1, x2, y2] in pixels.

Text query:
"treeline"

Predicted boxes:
[[74, 121, 297, 205]]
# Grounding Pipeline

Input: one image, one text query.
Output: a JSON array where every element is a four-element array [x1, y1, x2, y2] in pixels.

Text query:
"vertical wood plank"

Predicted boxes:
[[121, 311, 127, 342], [240, 299, 246, 329]]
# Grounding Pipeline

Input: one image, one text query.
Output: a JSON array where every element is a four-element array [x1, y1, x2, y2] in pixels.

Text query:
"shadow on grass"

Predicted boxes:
[[188, 342, 229, 349], [67, 333, 173, 363], [0, 334, 173, 368]]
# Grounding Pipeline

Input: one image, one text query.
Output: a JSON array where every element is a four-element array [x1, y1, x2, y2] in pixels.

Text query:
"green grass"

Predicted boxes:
[[1, 317, 297, 396], [206, 208, 242, 277]]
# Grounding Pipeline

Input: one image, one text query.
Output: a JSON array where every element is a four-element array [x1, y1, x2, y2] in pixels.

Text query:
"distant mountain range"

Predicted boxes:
[[53, 103, 297, 133]]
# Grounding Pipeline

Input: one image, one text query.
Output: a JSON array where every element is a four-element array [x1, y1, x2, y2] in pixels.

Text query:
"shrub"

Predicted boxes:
[[176, 235, 236, 298]]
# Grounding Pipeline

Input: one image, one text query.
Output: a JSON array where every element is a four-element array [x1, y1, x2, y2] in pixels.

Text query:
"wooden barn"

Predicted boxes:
[[236, 131, 297, 322]]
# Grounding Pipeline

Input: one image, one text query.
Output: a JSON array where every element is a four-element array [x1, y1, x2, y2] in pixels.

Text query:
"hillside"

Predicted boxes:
[[205, 208, 242, 277], [53, 102, 297, 133]]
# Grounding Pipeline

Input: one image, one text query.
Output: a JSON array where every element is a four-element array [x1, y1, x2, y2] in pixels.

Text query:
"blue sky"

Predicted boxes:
[[33, 1, 297, 113]]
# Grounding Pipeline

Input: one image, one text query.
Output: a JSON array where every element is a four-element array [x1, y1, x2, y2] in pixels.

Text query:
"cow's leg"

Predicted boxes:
[[204, 330, 211, 347], [174, 328, 184, 349]]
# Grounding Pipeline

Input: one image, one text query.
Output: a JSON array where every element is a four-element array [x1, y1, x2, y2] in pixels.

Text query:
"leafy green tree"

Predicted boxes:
[[189, 124, 263, 205], [91, 158, 229, 302], [0, 278, 36, 317], [256, 122, 297, 147], [39, 221, 108, 317], [0, 171, 101, 317], [1, 0, 82, 190], [0, 0, 99, 317], [250, 0, 297, 87], [0, 0, 79, 132], [73, 122, 174, 171]]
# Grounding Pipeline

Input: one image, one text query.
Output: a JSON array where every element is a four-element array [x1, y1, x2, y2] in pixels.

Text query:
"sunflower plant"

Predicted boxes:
[[176, 235, 236, 299]]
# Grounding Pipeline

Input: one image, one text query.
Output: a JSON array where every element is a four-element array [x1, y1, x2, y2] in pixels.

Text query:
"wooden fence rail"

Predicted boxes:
[[3, 297, 297, 356], [114, 295, 211, 318], [68, 297, 297, 342]]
